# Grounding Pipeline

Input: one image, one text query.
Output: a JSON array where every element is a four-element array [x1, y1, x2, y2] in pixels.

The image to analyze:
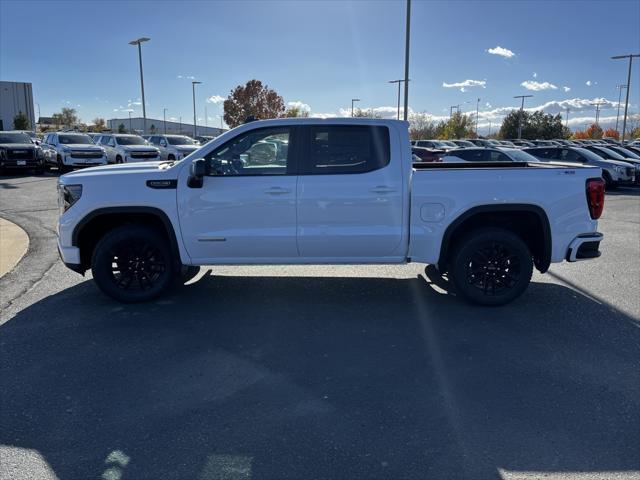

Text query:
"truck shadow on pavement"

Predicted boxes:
[[1, 273, 639, 479]]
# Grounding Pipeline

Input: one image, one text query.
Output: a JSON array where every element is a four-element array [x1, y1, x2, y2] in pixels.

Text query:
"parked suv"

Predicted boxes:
[[0, 130, 45, 174], [147, 134, 199, 160], [97, 134, 160, 164], [524, 146, 635, 188], [442, 147, 539, 163], [42, 132, 107, 172]]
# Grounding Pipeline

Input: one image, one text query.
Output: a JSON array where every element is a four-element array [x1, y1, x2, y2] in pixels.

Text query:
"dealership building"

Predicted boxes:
[[107, 117, 225, 137], [0, 81, 35, 131]]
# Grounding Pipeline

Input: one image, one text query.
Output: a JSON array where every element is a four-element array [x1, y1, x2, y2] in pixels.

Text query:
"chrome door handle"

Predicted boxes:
[[370, 186, 396, 194], [264, 187, 292, 195]]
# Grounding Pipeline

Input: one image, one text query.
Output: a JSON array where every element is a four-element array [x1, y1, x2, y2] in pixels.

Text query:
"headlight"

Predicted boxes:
[[58, 184, 82, 214], [61, 146, 71, 153]]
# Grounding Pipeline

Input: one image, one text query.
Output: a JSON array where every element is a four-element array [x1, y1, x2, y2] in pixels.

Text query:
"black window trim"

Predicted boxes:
[[204, 125, 300, 177], [298, 124, 391, 176]]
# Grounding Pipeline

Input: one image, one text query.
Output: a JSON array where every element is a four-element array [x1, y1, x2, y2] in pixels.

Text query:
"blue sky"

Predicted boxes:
[[1, 0, 638, 133]]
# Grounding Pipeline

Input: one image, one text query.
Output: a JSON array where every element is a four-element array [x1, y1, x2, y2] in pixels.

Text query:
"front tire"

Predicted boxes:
[[91, 225, 175, 303], [448, 227, 533, 306]]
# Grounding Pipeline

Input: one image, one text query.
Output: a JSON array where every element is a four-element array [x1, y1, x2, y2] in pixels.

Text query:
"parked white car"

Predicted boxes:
[[96, 134, 160, 164], [42, 132, 107, 172], [57, 118, 605, 306], [146, 134, 199, 160]]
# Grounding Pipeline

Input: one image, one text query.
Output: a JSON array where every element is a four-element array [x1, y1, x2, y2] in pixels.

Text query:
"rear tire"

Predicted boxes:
[[448, 227, 533, 306], [116, 155, 123, 164], [91, 225, 175, 303], [602, 172, 616, 190]]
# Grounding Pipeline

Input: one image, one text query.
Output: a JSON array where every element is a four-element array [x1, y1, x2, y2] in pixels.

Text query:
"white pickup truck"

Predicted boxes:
[[57, 118, 605, 305]]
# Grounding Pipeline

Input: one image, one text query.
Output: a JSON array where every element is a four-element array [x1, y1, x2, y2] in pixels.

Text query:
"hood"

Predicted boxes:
[[602, 158, 638, 168], [121, 145, 159, 152], [60, 144, 103, 150], [0, 143, 36, 150], [175, 145, 198, 152], [62, 161, 165, 178]]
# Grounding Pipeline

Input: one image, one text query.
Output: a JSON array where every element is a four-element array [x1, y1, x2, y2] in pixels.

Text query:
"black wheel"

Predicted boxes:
[[57, 155, 69, 173], [168, 154, 175, 161], [91, 225, 175, 303], [115, 155, 123, 164], [449, 227, 533, 306]]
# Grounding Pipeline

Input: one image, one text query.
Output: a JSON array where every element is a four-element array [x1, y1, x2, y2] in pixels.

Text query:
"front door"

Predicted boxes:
[[177, 126, 299, 263]]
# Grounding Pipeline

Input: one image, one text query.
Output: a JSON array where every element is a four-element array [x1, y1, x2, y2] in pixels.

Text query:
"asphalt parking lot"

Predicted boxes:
[[1, 172, 639, 480]]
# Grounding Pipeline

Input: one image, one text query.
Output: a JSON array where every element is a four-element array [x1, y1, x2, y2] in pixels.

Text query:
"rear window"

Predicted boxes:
[[302, 126, 390, 175]]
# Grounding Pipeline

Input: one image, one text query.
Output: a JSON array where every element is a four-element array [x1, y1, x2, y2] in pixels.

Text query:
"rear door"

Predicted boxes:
[[296, 124, 404, 259]]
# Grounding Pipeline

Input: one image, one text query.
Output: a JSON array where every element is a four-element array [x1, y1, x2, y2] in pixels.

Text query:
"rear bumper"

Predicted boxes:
[[565, 232, 603, 262]]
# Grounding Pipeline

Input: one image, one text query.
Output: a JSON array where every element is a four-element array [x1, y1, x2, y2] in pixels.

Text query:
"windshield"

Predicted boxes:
[[58, 134, 93, 144], [574, 147, 609, 162], [611, 147, 640, 159], [167, 136, 196, 145], [115, 136, 146, 145], [0, 132, 32, 144], [592, 146, 625, 160], [506, 149, 539, 162]]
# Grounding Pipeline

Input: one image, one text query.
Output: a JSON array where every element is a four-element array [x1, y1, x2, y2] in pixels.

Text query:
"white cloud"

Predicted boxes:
[[442, 79, 487, 92], [287, 101, 311, 112], [177, 74, 195, 80], [521, 80, 558, 91], [586, 80, 592, 86], [563, 86, 571, 92], [206, 95, 225, 104], [485, 102, 492, 108], [533, 72, 537, 78], [486, 46, 515, 58]]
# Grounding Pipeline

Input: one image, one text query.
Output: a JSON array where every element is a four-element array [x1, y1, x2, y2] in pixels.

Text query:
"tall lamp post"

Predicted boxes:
[[514, 94, 533, 139], [192, 81, 202, 137], [388, 80, 407, 120], [403, 0, 411, 121], [351, 98, 360, 117], [128, 111, 132, 133], [475, 98, 480, 137], [611, 53, 639, 141], [128, 37, 150, 134], [615, 84, 627, 134], [163, 108, 168, 134]]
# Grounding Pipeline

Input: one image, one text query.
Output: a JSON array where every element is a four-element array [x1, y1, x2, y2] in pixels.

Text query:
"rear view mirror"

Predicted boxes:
[[187, 158, 206, 188]]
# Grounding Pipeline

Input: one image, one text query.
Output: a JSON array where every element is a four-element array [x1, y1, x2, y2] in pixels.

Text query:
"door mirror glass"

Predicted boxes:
[[187, 158, 207, 188]]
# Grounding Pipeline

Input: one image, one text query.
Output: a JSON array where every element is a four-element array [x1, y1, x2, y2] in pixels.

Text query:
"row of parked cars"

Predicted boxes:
[[410, 137, 640, 188], [0, 130, 209, 174]]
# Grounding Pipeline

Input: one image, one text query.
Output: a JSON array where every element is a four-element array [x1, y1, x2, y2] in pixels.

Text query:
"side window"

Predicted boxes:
[[108, 137, 116, 147], [205, 127, 291, 176], [301, 125, 390, 175], [159, 137, 168, 147], [562, 149, 584, 162], [149, 136, 159, 145], [463, 150, 485, 162], [486, 150, 511, 162]]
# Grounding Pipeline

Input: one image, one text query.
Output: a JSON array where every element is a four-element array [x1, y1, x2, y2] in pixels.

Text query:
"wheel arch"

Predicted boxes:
[[72, 207, 182, 273], [437, 204, 552, 273]]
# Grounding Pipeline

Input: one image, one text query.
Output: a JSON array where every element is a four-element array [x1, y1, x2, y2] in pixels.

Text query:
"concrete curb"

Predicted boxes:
[[0, 217, 29, 278]]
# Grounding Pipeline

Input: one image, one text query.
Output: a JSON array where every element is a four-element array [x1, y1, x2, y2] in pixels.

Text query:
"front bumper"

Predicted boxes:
[[565, 232, 603, 262], [57, 238, 84, 274]]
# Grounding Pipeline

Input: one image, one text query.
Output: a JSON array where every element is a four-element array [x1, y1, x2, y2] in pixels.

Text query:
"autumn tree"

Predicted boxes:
[[12, 111, 30, 130], [284, 106, 309, 118], [409, 112, 439, 140], [572, 130, 589, 139], [602, 128, 619, 139], [91, 117, 106, 132], [223, 80, 285, 128], [586, 123, 603, 139]]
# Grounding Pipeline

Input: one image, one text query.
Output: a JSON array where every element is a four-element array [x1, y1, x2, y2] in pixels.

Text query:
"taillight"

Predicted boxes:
[[586, 178, 605, 219]]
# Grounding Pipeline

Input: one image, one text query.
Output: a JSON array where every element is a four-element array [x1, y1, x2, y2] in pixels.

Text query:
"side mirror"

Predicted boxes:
[[187, 158, 206, 188]]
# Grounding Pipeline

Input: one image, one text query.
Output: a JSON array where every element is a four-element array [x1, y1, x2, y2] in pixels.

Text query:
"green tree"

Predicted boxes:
[[498, 110, 564, 139], [283, 106, 309, 118], [223, 79, 285, 128], [12, 111, 30, 130], [118, 123, 126, 133], [60, 108, 78, 127], [439, 112, 474, 139], [90, 117, 106, 132], [149, 124, 157, 133]]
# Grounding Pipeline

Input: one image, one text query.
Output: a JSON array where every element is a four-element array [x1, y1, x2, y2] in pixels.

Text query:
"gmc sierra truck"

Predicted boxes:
[[56, 118, 605, 306]]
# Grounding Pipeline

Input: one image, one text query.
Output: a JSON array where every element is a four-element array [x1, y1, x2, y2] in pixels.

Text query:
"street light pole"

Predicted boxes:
[[592, 101, 604, 125], [403, 0, 411, 121], [163, 108, 167, 134], [128, 111, 132, 133], [475, 98, 480, 137], [514, 94, 533, 140], [192, 81, 202, 137], [615, 84, 627, 134], [388, 80, 404, 120], [128, 37, 150, 135], [351, 98, 360, 117], [611, 53, 640, 141]]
